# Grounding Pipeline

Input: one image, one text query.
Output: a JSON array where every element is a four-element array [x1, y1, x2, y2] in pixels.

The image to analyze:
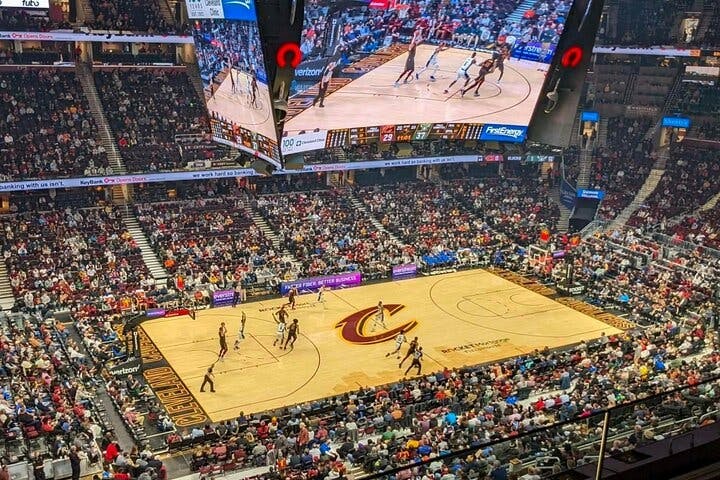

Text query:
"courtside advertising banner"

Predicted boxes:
[[280, 272, 362, 295], [212, 289, 236, 307], [392, 264, 418, 279]]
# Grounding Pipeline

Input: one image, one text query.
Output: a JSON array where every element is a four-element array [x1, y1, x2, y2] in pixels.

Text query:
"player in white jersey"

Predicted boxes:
[[233, 311, 246, 350], [385, 330, 406, 359], [444, 52, 477, 94], [415, 42, 448, 81], [317, 285, 327, 302], [371, 300, 387, 331], [273, 316, 286, 347]]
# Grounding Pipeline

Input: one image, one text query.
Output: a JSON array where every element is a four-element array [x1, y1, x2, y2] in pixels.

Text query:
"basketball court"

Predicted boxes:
[[140, 270, 624, 425], [205, 68, 276, 141], [284, 45, 547, 135]]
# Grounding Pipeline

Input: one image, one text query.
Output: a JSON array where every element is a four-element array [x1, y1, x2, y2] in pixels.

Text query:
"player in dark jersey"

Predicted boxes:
[[404, 346, 423, 376], [461, 59, 495, 97], [399, 336, 419, 368], [394, 42, 418, 86], [218, 322, 228, 360], [283, 318, 300, 350], [493, 44, 509, 83], [287, 286, 298, 310], [313, 61, 336, 108], [249, 69, 258, 107]]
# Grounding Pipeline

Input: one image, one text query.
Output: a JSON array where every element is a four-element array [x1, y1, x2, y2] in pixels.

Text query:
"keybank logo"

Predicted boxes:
[[480, 124, 528, 143]]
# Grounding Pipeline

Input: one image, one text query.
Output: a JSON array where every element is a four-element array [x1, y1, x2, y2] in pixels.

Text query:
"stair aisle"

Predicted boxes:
[[76, 63, 128, 176], [121, 209, 169, 283], [0, 261, 15, 311], [240, 198, 303, 271], [349, 194, 404, 245], [506, 0, 537, 23]]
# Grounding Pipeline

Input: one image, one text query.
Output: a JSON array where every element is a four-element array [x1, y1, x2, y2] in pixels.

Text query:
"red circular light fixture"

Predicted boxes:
[[561, 45, 583, 69], [276, 42, 302, 69]]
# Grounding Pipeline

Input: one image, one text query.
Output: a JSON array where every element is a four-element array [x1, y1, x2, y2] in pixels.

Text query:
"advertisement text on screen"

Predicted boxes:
[[479, 124, 528, 143]]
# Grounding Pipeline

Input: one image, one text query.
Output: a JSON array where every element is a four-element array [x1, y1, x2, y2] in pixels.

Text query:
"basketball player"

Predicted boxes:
[[385, 329, 406, 359], [313, 60, 336, 108], [218, 322, 228, 360], [461, 58, 495, 97], [371, 300, 387, 331], [317, 285, 327, 303], [444, 52, 477, 94], [415, 42, 448, 81], [249, 69, 258, 107], [229, 61, 237, 94], [283, 318, 299, 350], [394, 42, 418, 86], [273, 315, 286, 347], [399, 336, 419, 368], [493, 44, 509, 84], [287, 286, 299, 310], [275, 304, 289, 324], [234, 312, 246, 350], [200, 366, 215, 392], [404, 346, 423, 376]]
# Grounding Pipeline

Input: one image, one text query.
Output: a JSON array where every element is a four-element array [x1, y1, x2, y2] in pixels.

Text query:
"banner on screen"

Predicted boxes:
[[560, 179, 577, 210], [577, 189, 605, 200], [280, 272, 362, 295], [480, 124, 528, 143], [212, 289, 236, 307], [392, 264, 418, 279], [281, 130, 329, 155]]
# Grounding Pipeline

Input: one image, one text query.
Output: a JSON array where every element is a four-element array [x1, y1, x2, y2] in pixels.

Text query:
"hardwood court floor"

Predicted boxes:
[[284, 45, 547, 135], [141, 270, 620, 422], [205, 68, 276, 141]]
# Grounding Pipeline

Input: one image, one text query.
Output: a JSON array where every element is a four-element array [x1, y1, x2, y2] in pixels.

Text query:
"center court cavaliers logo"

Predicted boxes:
[[335, 304, 418, 345]]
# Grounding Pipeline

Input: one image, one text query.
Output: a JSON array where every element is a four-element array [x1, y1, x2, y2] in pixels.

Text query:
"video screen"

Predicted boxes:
[[282, 0, 575, 154], [186, 0, 281, 167]]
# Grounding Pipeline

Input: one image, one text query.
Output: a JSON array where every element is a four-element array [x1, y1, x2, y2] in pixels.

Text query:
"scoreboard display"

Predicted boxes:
[[322, 122, 485, 149]]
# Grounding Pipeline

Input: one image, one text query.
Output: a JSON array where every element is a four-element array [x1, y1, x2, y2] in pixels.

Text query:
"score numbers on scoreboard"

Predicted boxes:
[[322, 122, 485, 149]]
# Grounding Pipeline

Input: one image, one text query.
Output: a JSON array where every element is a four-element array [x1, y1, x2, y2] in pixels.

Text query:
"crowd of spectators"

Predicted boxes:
[[627, 144, 720, 228], [95, 68, 208, 172], [88, 0, 177, 33], [596, 0, 693, 47], [0, 68, 111, 181], [591, 117, 654, 220], [0, 311, 108, 472], [256, 190, 409, 278], [1, 206, 151, 313], [134, 196, 292, 291], [670, 82, 720, 117]]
